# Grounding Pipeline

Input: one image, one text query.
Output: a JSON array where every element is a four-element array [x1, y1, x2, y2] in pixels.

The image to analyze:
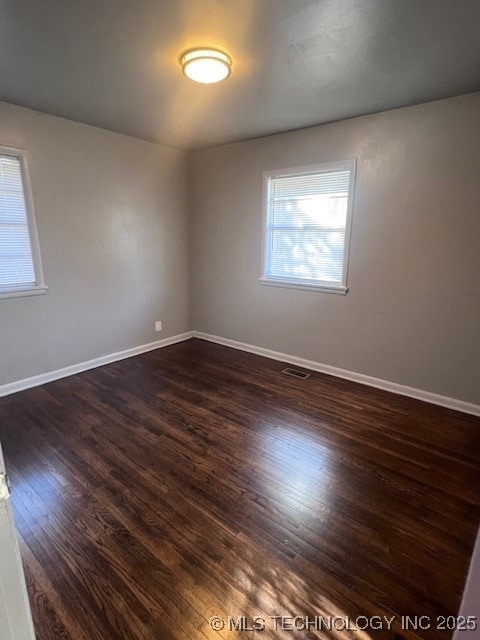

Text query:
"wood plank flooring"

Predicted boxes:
[[0, 338, 479, 640]]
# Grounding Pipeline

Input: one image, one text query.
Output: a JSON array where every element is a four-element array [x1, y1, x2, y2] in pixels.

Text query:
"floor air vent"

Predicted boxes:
[[282, 367, 310, 380]]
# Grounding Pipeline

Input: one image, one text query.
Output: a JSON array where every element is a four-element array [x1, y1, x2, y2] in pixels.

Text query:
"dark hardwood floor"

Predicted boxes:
[[0, 338, 479, 640]]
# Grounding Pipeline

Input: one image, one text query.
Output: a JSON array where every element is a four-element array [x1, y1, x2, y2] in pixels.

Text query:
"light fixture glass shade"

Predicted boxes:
[[181, 48, 232, 84]]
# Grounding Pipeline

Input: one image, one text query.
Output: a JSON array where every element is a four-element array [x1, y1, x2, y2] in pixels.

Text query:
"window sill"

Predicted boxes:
[[0, 285, 48, 300], [258, 278, 348, 295]]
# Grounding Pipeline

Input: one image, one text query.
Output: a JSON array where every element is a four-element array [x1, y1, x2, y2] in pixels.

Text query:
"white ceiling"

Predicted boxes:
[[1, 0, 480, 150]]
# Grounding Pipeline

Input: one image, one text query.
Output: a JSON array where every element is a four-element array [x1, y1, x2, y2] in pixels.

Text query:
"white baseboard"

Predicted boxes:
[[0, 331, 195, 398], [2, 329, 479, 417], [194, 332, 480, 417]]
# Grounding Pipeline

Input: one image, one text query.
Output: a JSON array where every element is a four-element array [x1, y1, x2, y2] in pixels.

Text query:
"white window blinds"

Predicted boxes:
[[0, 155, 36, 290], [263, 161, 355, 290]]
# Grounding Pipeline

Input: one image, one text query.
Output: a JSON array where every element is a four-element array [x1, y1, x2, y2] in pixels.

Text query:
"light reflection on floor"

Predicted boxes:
[[255, 420, 331, 519]]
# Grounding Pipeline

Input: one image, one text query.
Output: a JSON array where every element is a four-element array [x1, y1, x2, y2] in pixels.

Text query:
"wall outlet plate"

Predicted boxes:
[[155, 321, 162, 332]]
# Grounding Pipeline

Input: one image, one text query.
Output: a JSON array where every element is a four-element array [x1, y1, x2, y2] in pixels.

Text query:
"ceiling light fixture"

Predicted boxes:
[[181, 48, 232, 84]]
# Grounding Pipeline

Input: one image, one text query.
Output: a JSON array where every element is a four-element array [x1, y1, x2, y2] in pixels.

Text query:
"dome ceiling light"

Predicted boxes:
[[181, 48, 232, 84]]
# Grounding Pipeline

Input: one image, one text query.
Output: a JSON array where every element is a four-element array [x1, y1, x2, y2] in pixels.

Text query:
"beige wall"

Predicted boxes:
[[0, 101, 190, 386], [189, 93, 480, 404], [1, 94, 479, 404]]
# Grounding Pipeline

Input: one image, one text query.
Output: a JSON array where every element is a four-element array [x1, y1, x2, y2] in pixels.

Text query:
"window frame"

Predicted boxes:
[[259, 159, 356, 294], [0, 145, 46, 300]]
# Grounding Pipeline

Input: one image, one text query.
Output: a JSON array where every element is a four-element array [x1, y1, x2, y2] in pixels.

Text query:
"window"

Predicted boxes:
[[0, 146, 46, 299], [260, 160, 356, 294]]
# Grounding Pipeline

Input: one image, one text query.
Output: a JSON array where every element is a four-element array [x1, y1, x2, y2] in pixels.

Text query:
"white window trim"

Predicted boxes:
[[0, 145, 47, 300], [259, 159, 356, 294]]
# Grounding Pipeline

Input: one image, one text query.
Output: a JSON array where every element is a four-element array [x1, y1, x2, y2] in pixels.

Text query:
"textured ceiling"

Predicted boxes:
[[1, 0, 480, 150]]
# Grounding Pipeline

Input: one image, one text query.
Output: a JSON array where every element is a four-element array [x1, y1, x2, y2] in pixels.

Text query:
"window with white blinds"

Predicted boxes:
[[0, 148, 45, 298], [261, 160, 356, 293]]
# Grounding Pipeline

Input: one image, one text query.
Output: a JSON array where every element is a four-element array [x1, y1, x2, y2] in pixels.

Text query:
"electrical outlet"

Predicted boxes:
[[155, 321, 162, 332]]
